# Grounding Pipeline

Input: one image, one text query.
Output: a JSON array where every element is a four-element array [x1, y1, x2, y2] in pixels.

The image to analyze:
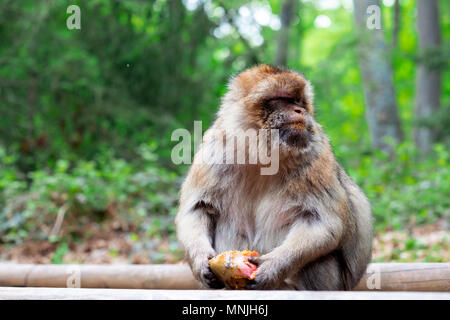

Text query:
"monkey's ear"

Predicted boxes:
[[304, 80, 314, 103]]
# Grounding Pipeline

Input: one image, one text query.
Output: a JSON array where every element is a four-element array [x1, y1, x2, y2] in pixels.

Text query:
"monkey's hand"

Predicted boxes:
[[191, 252, 225, 289], [245, 255, 285, 290], [201, 264, 225, 289]]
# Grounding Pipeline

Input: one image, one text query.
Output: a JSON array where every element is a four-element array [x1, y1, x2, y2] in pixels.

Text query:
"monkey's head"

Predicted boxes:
[[219, 64, 320, 152]]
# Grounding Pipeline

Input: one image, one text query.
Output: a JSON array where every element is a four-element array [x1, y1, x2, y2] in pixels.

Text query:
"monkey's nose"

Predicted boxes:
[[290, 107, 305, 122]]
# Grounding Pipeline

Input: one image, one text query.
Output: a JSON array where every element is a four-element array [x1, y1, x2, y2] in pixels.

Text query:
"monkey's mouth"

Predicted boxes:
[[281, 121, 307, 131], [278, 122, 313, 149]]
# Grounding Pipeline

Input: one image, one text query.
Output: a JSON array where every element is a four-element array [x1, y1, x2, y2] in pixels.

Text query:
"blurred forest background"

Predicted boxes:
[[0, 0, 448, 264]]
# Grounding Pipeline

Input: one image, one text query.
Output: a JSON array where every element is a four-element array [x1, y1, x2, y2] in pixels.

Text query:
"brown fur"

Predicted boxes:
[[176, 64, 373, 290]]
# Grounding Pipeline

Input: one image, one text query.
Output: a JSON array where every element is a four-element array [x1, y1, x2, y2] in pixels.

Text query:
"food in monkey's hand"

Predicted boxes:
[[208, 249, 259, 289]]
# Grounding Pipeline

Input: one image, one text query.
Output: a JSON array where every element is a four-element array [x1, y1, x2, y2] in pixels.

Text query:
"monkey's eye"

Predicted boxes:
[[266, 97, 308, 112], [294, 98, 307, 109], [269, 97, 294, 104]]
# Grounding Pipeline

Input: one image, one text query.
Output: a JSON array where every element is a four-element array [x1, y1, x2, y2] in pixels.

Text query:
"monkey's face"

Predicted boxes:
[[262, 94, 315, 149], [234, 65, 317, 150]]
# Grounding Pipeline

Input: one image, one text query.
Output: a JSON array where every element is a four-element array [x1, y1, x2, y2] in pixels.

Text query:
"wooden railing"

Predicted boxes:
[[0, 263, 449, 292]]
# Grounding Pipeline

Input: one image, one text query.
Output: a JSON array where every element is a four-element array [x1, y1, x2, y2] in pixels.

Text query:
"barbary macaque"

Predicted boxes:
[[175, 64, 373, 290]]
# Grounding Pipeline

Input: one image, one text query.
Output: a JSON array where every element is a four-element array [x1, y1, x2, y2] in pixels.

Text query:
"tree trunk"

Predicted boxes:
[[393, 0, 400, 48], [275, 0, 296, 67], [293, 1, 304, 68], [414, 0, 441, 154], [353, 0, 403, 154]]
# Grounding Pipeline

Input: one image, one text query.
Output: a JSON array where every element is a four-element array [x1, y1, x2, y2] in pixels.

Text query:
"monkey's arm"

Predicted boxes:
[[175, 198, 223, 288], [248, 210, 344, 289], [176, 205, 216, 264]]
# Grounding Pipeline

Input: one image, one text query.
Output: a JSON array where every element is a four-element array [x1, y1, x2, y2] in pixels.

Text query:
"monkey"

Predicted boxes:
[[175, 64, 373, 290]]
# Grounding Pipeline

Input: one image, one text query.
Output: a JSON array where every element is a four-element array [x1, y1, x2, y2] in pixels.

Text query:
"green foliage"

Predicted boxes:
[[51, 242, 69, 264], [341, 142, 449, 231], [0, 143, 179, 243], [0, 146, 26, 207], [415, 107, 450, 144]]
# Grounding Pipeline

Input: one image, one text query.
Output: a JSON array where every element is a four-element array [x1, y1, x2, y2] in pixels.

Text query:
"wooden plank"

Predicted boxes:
[[0, 287, 449, 300], [0, 263, 449, 292]]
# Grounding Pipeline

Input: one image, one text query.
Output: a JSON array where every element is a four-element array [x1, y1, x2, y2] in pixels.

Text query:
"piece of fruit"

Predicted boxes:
[[208, 249, 259, 289]]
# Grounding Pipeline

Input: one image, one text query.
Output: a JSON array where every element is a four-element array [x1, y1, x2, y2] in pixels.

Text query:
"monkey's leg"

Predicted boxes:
[[294, 253, 344, 290]]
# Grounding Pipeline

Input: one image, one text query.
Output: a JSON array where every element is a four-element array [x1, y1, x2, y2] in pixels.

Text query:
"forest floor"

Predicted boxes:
[[0, 219, 448, 264]]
